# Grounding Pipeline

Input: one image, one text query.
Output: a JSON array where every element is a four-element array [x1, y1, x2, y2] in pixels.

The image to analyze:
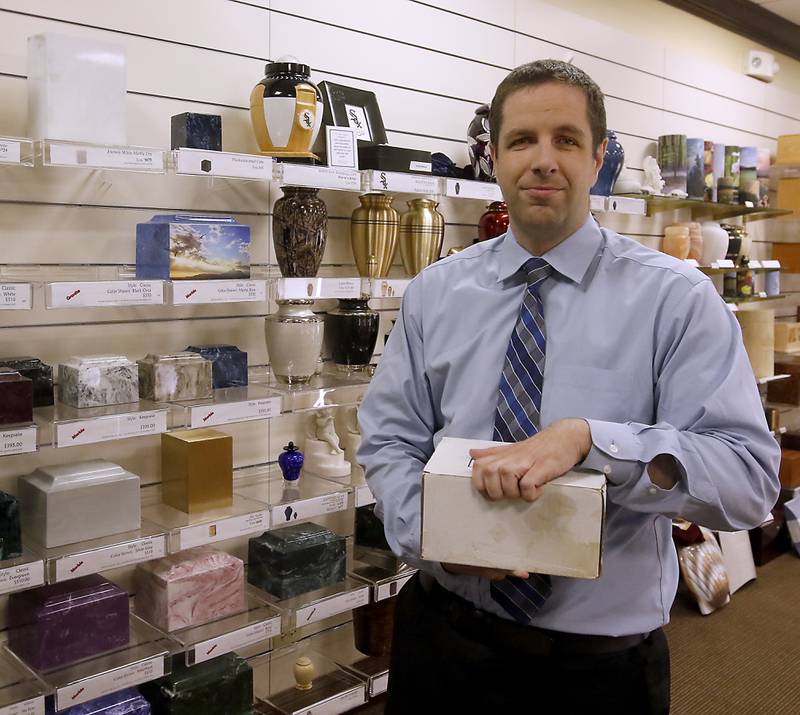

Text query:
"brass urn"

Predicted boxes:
[[350, 193, 399, 277], [399, 198, 445, 276]]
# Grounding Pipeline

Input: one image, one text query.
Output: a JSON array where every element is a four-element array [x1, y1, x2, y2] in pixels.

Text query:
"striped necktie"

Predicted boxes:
[[490, 256, 553, 625]]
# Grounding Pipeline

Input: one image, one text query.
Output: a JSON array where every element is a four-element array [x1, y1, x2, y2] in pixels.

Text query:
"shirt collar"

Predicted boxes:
[[496, 213, 603, 285]]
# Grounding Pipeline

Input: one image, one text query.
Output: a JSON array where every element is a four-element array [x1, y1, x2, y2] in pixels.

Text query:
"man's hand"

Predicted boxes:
[[469, 418, 592, 502], [441, 563, 530, 581]]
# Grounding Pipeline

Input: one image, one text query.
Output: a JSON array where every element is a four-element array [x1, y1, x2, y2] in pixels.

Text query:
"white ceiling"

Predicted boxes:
[[751, 0, 800, 26]]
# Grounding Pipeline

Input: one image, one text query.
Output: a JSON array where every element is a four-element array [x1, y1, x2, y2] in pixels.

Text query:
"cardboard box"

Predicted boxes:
[[420, 437, 606, 578]]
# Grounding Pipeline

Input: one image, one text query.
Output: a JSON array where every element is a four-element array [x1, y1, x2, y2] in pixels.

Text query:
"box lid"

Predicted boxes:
[[137, 547, 242, 585], [138, 352, 210, 367], [22, 459, 139, 492], [11, 573, 125, 610], [47, 688, 151, 715], [62, 355, 135, 370], [0, 368, 30, 384], [185, 345, 245, 358], [164, 427, 230, 444], [253, 522, 340, 552], [425, 437, 605, 490]]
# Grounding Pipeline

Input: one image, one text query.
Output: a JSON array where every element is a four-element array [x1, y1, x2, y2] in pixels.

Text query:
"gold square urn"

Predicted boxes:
[[161, 428, 233, 513]]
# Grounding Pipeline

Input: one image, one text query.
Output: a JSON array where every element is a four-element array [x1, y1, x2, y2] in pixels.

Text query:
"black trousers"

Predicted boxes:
[[387, 574, 671, 714]]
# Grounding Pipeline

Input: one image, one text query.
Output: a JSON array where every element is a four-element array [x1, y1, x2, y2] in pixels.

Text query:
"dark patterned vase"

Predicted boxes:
[[590, 131, 625, 196], [467, 103, 493, 181], [272, 186, 327, 277], [325, 299, 379, 371]]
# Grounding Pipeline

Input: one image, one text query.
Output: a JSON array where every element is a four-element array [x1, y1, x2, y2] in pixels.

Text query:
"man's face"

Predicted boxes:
[[490, 82, 606, 240]]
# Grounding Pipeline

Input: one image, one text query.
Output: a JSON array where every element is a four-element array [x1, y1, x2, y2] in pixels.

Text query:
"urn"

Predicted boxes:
[[399, 198, 445, 276], [265, 300, 323, 384], [279, 442, 304, 482], [467, 103, 493, 181], [273, 187, 328, 277], [590, 130, 625, 196], [478, 201, 509, 242], [325, 299, 379, 371], [350, 193, 399, 278]]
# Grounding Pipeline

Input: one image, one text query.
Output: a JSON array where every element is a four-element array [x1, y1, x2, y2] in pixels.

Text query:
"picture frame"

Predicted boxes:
[[316, 81, 388, 149]]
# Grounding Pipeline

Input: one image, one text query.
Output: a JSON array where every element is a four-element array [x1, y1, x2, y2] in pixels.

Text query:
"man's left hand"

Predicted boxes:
[[469, 418, 592, 502]]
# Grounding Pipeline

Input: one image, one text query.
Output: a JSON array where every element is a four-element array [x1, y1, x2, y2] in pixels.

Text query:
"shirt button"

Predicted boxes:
[[609, 443, 619, 454], [648, 486, 658, 495], [603, 465, 612, 475]]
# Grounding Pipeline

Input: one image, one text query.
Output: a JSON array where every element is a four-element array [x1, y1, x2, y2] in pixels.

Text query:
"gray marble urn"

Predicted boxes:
[[58, 355, 139, 408], [137, 352, 213, 402]]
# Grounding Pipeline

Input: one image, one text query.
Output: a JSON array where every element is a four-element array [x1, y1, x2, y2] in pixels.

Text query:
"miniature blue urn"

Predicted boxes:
[[279, 441, 304, 481]]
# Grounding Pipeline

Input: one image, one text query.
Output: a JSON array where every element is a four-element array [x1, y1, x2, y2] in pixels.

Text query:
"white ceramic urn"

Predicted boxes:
[[265, 300, 323, 384], [700, 222, 730, 266]]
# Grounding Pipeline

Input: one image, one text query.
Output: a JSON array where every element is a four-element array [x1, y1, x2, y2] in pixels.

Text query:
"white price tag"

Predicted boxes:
[[0, 560, 44, 595], [0, 426, 36, 456], [375, 573, 413, 601], [409, 161, 432, 173], [56, 655, 164, 709], [367, 278, 409, 299], [118, 411, 168, 439], [56, 410, 166, 447], [177, 509, 268, 550], [189, 396, 280, 429], [589, 195, 607, 212], [712, 259, 735, 269], [175, 149, 272, 179], [85, 146, 163, 170], [762, 260, 781, 269], [605, 196, 647, 215], [759, 291, 768, 298], [272, 491, 348, 526], [727, 303, 738, 312], [289, 686, 366, 715], [370, 672, 389, 697], [355, 484, 375, 508], [444, 178, 502, 201], [683, 259, 699, 268], [748, 260, 762, 269], [295, 586, 369, 626], [193, 615, 281, 664], [276, 277, 360, 300], [54, 535, 167, 582], [0, 284, 32, 310], [48, 281, 163, 308], [280, 164, 361, 191], [0, 696, 45, 715], [0, 140, 22, 164], [370, 170, 438, 195], [171, 280, 266, 304]]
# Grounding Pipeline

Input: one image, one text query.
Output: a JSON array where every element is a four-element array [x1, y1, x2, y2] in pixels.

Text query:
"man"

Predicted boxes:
[[357, 60, 780, 713]]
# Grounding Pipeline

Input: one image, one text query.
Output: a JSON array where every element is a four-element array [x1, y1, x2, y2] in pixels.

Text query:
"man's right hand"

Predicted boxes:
[[442, 562, 530, 581]]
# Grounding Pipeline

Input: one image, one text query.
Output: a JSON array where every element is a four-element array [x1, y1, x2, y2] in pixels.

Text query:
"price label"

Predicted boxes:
[[49, 144, 164, 171], [48, 281, 164, 308], [54, 535, 167, 582], [444, 178, 502, 201], [295, 586, 369, 626], [712, 259, 736, 269], [272, 491, 347, 526], [171, 280, 266, 304], [289, 686, 366, 715], [0, 696, 45, 715], [370, 170, 438, 195], [0, 426, 36, 456], [727, 303, 738, 312], [375, 573, 414, 601], [0, 139, 22, 164], [280, 164, 361, 191], [56, 655, 165, 709], [56, 410, 166, 447], [367, 279, 409, 299], [118, 411, 168, 439], [192, 615, 281, 664], [355, 484, 375, 508], [175, 149, 272, 180], [177, 509, 268, 550], [605, 196, 647, 215], [748, 260, 762, 269], [370, 672, 389, 697], [276, 277, 360, 300], [589, 195, 607, 212], [0, 560, 44, 595], [762, 260, 781, 269], [0, 283, 32, 310], [189, 396, 280, 429]]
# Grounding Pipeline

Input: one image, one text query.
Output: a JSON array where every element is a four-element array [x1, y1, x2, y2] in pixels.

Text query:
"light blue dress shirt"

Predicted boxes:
[[357, 213, 780, 637]]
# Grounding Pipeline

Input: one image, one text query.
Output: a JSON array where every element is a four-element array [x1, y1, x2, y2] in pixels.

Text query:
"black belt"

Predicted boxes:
[[418, 572, 650, 657]]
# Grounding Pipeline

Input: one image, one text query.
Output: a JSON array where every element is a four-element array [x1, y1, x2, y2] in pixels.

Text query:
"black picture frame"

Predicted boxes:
[[317, 81, 388, 148]]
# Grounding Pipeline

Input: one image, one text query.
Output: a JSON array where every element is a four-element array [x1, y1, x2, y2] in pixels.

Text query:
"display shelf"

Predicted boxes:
[[36, 400, 170, 449], [255, 579, 370, 631], [443, 177, 502, 201], [156, 587, 281, 667], [0, 646, 48, 714], [0, 551, 45, 597], [33, 522, 168, 585], [350, 558, 415, 603], [40, 140, 166, 173], [274, 162, 362, 192], [695, 263, 781, 275], [45, 279, 165, 308], [255, 370, 371, 413], [0, 137, 34, 167], [272, 277, 361, 301], [311, 624, 390, 699], [723, 294, 786, 305], [235, 467, 351, 528], [314, 470, 372, 508], [597, 195, 647, 215], [18, 615, 171, 710], [250, 643, 367, 714], [171, 385, 282, 430], [0, 283, 33, 311], [758, 374, 791, 386], [364, 169, 439, 195], [0, 424, 37, 457], [617, 193, 793, 222], [364, 278, 410, 299], [142, 495, 269, 553], [167, 279, 268, 305], [172, 148, 273, 180]]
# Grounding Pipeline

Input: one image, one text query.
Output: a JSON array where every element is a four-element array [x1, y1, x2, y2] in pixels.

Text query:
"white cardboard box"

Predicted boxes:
[[420, 437, 606, 578]]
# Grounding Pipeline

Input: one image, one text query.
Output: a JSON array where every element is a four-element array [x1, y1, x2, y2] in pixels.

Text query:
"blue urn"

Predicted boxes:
[[591, 130, 625, 196], [279, 441, 304, 481]]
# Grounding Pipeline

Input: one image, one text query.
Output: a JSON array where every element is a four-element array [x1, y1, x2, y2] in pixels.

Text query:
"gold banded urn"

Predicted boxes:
[[399, 198, 445, 276], [350, 193, 399, 278]]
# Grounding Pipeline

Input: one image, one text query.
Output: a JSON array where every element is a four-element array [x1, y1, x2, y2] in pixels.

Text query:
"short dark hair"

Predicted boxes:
[[489, 59, 607, 152]]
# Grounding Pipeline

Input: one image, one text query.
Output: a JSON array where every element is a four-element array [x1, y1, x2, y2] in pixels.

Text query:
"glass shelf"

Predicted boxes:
[[36, 400, 170, 449], [723, 294, 786, 305], [274, 162, 362, 192], [0, 550, 45, 597], [617, 193, 793, 222], [0, 646, 48, 713], [0, 136, 35, 167], [142, 495, 269, 553], [251, 644, 367, 714], [40, 139, 166, 173], [255, 370, 371, 413], [147, 587, 281, 667], [16, 615, 171, 711], [364, 169, 439, 195], [234, 467, 351, 528], [350, 557, 415, 603], [0, 423, 37, 457], [45, 280, 165, 308], [172, 148, 273, 181], [758, 374, 791, 385], [272, 277, 361, 301], [31, 521, 168, 585], [167, 279, 267, 305], [364, 278, 411, 299], [596, 195, 647, 215], [169, 384, 282, 430], [696, 265, 780, 275]]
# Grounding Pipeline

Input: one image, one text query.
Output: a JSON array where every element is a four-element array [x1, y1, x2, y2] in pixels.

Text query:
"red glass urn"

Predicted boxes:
[[478, 201, 509, 242]]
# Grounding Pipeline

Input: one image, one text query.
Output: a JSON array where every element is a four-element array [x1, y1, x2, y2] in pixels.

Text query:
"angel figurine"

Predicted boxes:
[[641, 156, 665, 195]]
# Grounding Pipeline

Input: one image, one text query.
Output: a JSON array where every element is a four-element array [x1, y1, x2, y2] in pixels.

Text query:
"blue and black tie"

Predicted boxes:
[[490, 256, 553, 625]]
